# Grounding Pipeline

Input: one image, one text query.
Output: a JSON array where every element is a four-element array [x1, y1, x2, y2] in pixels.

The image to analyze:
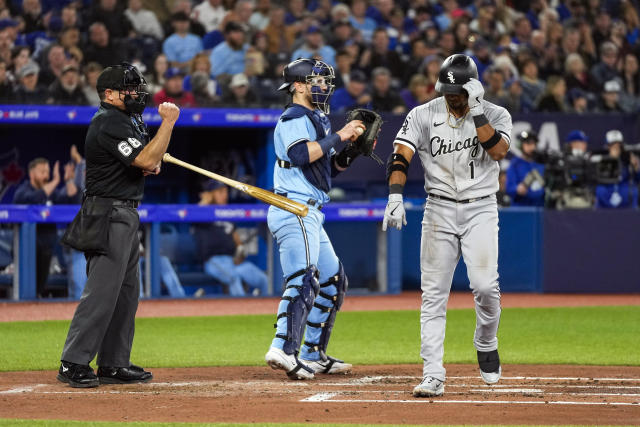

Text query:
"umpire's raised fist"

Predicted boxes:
[[158, 102, 180, 123]]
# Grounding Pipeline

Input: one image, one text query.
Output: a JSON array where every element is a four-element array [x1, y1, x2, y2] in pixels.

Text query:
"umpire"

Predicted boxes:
[[57, 62, 180, 388]]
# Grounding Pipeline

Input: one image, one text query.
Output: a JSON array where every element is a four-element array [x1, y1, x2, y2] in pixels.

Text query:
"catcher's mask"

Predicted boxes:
[[97, 62, 149, 115], [278, 58, 335, 114], [435, 54, 478, 95]]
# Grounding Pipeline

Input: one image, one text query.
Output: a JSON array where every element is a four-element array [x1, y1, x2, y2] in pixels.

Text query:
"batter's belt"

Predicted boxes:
[[428, 193, 492, 204]]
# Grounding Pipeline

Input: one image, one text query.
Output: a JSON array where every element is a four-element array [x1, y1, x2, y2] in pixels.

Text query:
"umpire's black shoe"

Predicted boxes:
[[57, 361, 99, 388], [97, 364, 153, 384]]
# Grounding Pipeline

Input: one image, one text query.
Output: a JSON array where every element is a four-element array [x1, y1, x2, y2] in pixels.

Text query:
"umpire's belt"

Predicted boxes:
[[85, 195, 140, 208], [276, 192, 323, 210], [428, 193, 491, 204]]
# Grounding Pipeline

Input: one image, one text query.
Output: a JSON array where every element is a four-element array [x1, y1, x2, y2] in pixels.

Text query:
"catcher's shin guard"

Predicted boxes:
[[275, 265, 320, 355], [303, 262, 347, 358]]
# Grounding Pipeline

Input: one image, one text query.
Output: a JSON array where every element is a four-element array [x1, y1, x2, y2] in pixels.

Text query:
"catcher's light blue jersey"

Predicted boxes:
[[273, 110, 334, 205]]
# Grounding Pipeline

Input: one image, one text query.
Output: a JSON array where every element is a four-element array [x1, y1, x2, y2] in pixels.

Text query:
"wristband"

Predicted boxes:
[[317, 134, 341, 155], [473, 114, 489, 128], [389, 184, 404, 194], [480, 130, 501, 150]]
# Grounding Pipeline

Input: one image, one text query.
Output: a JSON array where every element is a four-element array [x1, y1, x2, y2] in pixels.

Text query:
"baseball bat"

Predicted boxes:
[[162, 153, 309, 217]]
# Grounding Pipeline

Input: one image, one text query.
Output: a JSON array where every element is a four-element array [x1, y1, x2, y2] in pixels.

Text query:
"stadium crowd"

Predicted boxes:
[[0, 0, 639, 112]]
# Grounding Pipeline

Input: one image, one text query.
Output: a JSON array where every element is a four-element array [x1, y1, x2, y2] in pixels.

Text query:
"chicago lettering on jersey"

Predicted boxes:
[[429, 135, 479, 158]]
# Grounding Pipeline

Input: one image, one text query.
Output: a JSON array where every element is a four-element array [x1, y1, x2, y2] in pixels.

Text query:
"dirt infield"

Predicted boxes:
[[1, 292, 639, 425], [1, 364, 639, 425]]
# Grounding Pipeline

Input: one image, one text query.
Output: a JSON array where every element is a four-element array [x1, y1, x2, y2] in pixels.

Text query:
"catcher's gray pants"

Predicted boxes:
[[419, 195, 501, 381], [61, 206, 141, 367]]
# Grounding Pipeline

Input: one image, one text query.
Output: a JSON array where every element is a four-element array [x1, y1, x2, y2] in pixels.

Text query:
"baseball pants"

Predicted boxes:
[[419, 195, 501, 381], [61, 206, 141, 368], [267, 204, 340, 360]]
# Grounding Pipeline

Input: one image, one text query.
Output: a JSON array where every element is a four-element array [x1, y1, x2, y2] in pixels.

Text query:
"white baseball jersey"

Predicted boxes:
[[394, 97, 512, 200]]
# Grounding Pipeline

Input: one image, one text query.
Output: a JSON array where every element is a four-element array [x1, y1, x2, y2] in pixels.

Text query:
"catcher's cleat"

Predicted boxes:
[[477, 349, 501, 384], [413, 376, 444, 397], [301, 355, 352, 374], [265, 347, 315, 380], [57, 361, 99, 388]]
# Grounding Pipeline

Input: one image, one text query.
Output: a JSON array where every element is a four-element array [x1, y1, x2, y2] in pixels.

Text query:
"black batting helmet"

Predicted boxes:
[[435, 54, 479, 94]]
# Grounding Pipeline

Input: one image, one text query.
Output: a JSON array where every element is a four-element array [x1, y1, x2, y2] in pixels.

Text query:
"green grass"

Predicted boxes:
[[1, 306, 639, 372]]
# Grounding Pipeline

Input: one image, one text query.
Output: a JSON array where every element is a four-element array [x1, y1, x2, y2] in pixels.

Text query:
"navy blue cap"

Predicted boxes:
[[164, 67, 185, 79], [566, 129, 588, 143]]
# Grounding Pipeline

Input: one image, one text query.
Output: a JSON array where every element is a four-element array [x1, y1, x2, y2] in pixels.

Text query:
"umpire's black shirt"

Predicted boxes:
[[85, 102, 149, 200]]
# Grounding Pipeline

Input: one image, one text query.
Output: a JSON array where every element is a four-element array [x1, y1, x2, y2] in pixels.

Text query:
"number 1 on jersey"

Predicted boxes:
[[469, 161, 475, 179]]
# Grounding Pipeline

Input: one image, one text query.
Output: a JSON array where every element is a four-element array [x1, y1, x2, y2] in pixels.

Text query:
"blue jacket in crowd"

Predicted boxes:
[[595, 164, 640, 208], [506, 156, 546, 207]]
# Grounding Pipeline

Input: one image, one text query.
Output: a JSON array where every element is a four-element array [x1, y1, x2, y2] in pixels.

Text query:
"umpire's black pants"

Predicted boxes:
[[61, 206, 140, 368]]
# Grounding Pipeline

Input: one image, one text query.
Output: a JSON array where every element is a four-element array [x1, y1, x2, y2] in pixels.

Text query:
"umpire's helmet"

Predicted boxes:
[[97, 62, 149, 114], [278, 58, 335, 114], [435, 54, 479, 95]]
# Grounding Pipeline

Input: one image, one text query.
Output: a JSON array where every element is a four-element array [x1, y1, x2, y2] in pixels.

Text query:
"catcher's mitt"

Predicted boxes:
[[346, 108, 383, 165]]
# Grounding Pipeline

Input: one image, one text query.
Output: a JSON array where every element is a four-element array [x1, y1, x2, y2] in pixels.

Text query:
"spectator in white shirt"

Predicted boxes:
[[249, 0, 271, 31], [125, 0, 164, 40], [192, 0, 227, 33]]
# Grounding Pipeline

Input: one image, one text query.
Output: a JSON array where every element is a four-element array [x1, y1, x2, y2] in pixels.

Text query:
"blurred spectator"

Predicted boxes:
[[360, 27, 403, 81], [0, 58, 12, 101], [58, 27, 81, 54], [83, 22, 125, 67], [512, 14, 532, 45], [567, 87, 589, 113], [590, 41, 621, 89], [146, 53, 168, 94], [87, 0, 132, 40], [125, 0, 164, 40], [328, 19, 354, 52], [483, 67, 510, 109], [535, 75, 567, 112], [249, 0, 271, 31], [60, 4, 79, 30], [220, 0, 254, 34], [400, 74, 429, 110], [519, 57, 545, 109], [370, 66, 405, 113], [595, 129, 640, 209], [329, 3, 350, 24], [21, 0, 44, 34], [496, 170, 511, 207], [221, 72, 259, 107], [245, 31, 267, 78], [598, 79, 633, 113], [437, 30, 457, 60], [285, 0, 306, 25], [419, 54, 441, 99], [166, 0, 206, 37], [505, 77, 525, 112], [506, 130, 545, 207], [13, 61, 47, 104], [264, 6, 296, 54], [46, 63, 87, 105], [621, 53, 640, 98], [192, 0, 226, 33], [13, 157, 80, 298], [82, 62, 102, 106], [10, 45, 31, 78], [591, 8, 611, 55], [162, 12, 203, 69], [470, 38, 493, 82], [451, 18, 471, 54], [184, 52, 216, 93], [349, 0, 376, 42], [564, 52, 598, 95], [153, 67, 196, 107], [191, 70, 217, 106], [333, 49, 352, 88], [290, 25, 336, 68], [470, 0, 506, 41], [38, 44, 66, 87], [329, 69, 370, 113], [209, 21, 248, 78], [193, 180, 268, 297]]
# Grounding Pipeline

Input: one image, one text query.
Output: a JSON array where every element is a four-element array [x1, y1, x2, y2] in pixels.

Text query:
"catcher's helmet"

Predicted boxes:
[[278, 58, 335, 114], [435, 54, 478, 94]]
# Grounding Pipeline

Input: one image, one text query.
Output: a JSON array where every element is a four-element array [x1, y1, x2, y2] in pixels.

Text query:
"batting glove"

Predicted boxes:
[[382, 193, 407, 231], [463, 78, 485, 116]]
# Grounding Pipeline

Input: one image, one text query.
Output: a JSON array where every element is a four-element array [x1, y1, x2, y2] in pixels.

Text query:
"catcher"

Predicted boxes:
[[264, 58, 382, 379]]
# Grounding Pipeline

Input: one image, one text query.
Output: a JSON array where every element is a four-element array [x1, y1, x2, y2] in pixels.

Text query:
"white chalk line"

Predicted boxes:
[[300, 395, 640, 406]]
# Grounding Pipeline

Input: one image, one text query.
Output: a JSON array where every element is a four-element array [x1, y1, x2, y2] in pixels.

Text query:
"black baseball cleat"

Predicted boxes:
[[56, 361, 99, 388], [97, 364, 153, 384]]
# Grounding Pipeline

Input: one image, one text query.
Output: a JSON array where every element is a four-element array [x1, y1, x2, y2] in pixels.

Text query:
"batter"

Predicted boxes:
[[382, 54, 512, 397]]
